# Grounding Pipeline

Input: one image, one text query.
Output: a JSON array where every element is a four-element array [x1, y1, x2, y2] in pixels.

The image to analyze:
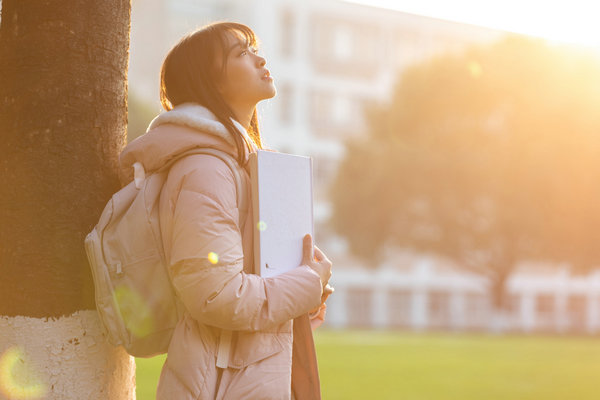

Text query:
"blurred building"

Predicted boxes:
[[129, 0, 505, 223], [131, 0, 588, 334], [326, 258, 600, 334]]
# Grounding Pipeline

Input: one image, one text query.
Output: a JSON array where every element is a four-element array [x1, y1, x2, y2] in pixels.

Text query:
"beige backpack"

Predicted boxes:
[[84, 148, 243, 357]]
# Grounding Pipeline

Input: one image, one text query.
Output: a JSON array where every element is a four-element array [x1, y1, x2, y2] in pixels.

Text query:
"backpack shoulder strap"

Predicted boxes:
[[171, 149, 244, 208], [138, 148, 245, 211]]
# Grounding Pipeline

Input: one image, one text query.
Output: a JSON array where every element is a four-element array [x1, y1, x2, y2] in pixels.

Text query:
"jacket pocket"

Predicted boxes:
[[227, 329, 290, 369]]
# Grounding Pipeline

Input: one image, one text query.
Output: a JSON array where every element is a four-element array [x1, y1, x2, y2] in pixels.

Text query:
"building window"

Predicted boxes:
[[465, 293, 490, 328], [277, 83, 293, 124], [388, 290, 412, 327], [333, 25, 353, 61], [428, 291, 451, 328], [310, 90, 365, 136], [347, 288, 373, 327], [535, 294, 555, 329], [506, 294, 521, 321], [280, 9, 294, 58], [331, 95, 352, 125], [309, 15, 379, 79], [567, 295, 587, 332], [309, 90, 329, 129], [536, 294, 554, 315]]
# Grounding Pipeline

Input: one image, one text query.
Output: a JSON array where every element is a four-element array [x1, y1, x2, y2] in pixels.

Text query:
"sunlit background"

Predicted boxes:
[[349, 0, 600, 48], [124, 0, 600, 399]]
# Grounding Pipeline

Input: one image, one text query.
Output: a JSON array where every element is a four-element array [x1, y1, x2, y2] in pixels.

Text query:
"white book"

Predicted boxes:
[[249, 150, 314, 278]]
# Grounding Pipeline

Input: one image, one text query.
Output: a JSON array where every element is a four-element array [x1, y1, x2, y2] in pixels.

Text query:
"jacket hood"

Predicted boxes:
[[119, 103, 253, 185]]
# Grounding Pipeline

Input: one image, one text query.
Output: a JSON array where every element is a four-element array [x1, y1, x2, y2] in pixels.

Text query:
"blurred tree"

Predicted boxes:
[[331, 36, 600, 311], [0, 0, 135, 398]]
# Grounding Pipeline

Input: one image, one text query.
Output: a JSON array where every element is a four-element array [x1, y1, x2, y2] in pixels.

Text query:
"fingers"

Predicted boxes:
[[313, 245, 325, 261], [301, 236, 333, 288], [301, 234, 313, 265], [314, 246, 332, 265]]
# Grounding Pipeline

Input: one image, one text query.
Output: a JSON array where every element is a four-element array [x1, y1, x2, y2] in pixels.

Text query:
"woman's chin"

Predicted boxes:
[[260, 85, 277, 101]]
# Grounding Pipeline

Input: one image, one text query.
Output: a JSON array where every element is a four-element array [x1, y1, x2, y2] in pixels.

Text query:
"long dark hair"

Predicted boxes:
[[160, 22, 264, 164]]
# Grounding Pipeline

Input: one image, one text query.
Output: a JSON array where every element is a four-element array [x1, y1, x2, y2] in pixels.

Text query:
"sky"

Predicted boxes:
[[345, 0, 600, 50]]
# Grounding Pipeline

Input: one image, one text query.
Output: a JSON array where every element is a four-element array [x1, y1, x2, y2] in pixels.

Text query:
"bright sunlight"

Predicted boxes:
[[346, 0, 600, 50]]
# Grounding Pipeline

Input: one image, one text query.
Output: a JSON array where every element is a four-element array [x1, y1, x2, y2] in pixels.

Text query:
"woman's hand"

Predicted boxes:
[[309, 285, 334, 330], [301, 234, 332, 289]]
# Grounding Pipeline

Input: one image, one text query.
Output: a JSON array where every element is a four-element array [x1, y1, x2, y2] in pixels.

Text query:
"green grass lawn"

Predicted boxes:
[[136, 330, 600, 399]]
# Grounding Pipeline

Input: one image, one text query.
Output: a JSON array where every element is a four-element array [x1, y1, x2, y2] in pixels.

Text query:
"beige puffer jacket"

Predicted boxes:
[[119, 104, 324, 399]]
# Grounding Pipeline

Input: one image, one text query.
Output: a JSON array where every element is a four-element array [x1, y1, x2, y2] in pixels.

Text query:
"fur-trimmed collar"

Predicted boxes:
[[119, 103, 253, 185], [147, 103, 251, 147]]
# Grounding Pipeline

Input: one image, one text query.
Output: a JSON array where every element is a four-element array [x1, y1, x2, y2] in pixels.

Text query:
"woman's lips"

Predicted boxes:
[[262, 70, 273, 81]]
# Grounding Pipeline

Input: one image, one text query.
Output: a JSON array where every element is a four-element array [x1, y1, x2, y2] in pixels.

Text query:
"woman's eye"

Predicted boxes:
[[240, 47, 259, 56]]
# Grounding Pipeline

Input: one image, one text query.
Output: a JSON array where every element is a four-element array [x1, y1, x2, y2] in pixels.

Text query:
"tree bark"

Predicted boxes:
[[0, 0, 129, 317], [0, 1, 135, 398]]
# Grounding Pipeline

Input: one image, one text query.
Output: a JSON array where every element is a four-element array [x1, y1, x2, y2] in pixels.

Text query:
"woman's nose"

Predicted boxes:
[[256, 55, 266, 67]]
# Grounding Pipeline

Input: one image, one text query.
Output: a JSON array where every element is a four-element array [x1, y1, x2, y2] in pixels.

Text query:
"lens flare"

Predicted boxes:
[[208, 252, 219, 264], [257, 221, 267, 231], [113, 285, 154, 338], [0, 346, 47, 399], [468, 61, 483, 78]]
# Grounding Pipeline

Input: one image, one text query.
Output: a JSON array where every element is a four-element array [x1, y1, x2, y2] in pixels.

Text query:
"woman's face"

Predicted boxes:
[[217, 31, 276, 110]]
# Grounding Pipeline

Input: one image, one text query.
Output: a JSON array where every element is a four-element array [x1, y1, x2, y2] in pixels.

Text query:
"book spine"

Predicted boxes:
[[249, 152, 262, 276], [309, 157, 315, 259]]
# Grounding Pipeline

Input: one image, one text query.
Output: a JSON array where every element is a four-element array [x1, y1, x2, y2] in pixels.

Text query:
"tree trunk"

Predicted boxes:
[[0, 311, 135, 399], [0, 0, 135, 398]]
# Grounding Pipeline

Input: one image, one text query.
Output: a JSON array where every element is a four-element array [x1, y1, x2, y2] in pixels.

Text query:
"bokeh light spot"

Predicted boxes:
[[208, 252, 219, 264], [468, 61, 483, 78], [0, 346, 47, 399], [257, 221, 267, 231], [113, 285, 154, 339]]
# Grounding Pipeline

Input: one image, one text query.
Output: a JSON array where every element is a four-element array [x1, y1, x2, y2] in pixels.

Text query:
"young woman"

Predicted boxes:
[[119, 22, 333, 399]]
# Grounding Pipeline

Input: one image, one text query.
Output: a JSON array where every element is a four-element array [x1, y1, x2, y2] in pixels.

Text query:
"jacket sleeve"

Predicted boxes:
[[166, 155, 323, 332]]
